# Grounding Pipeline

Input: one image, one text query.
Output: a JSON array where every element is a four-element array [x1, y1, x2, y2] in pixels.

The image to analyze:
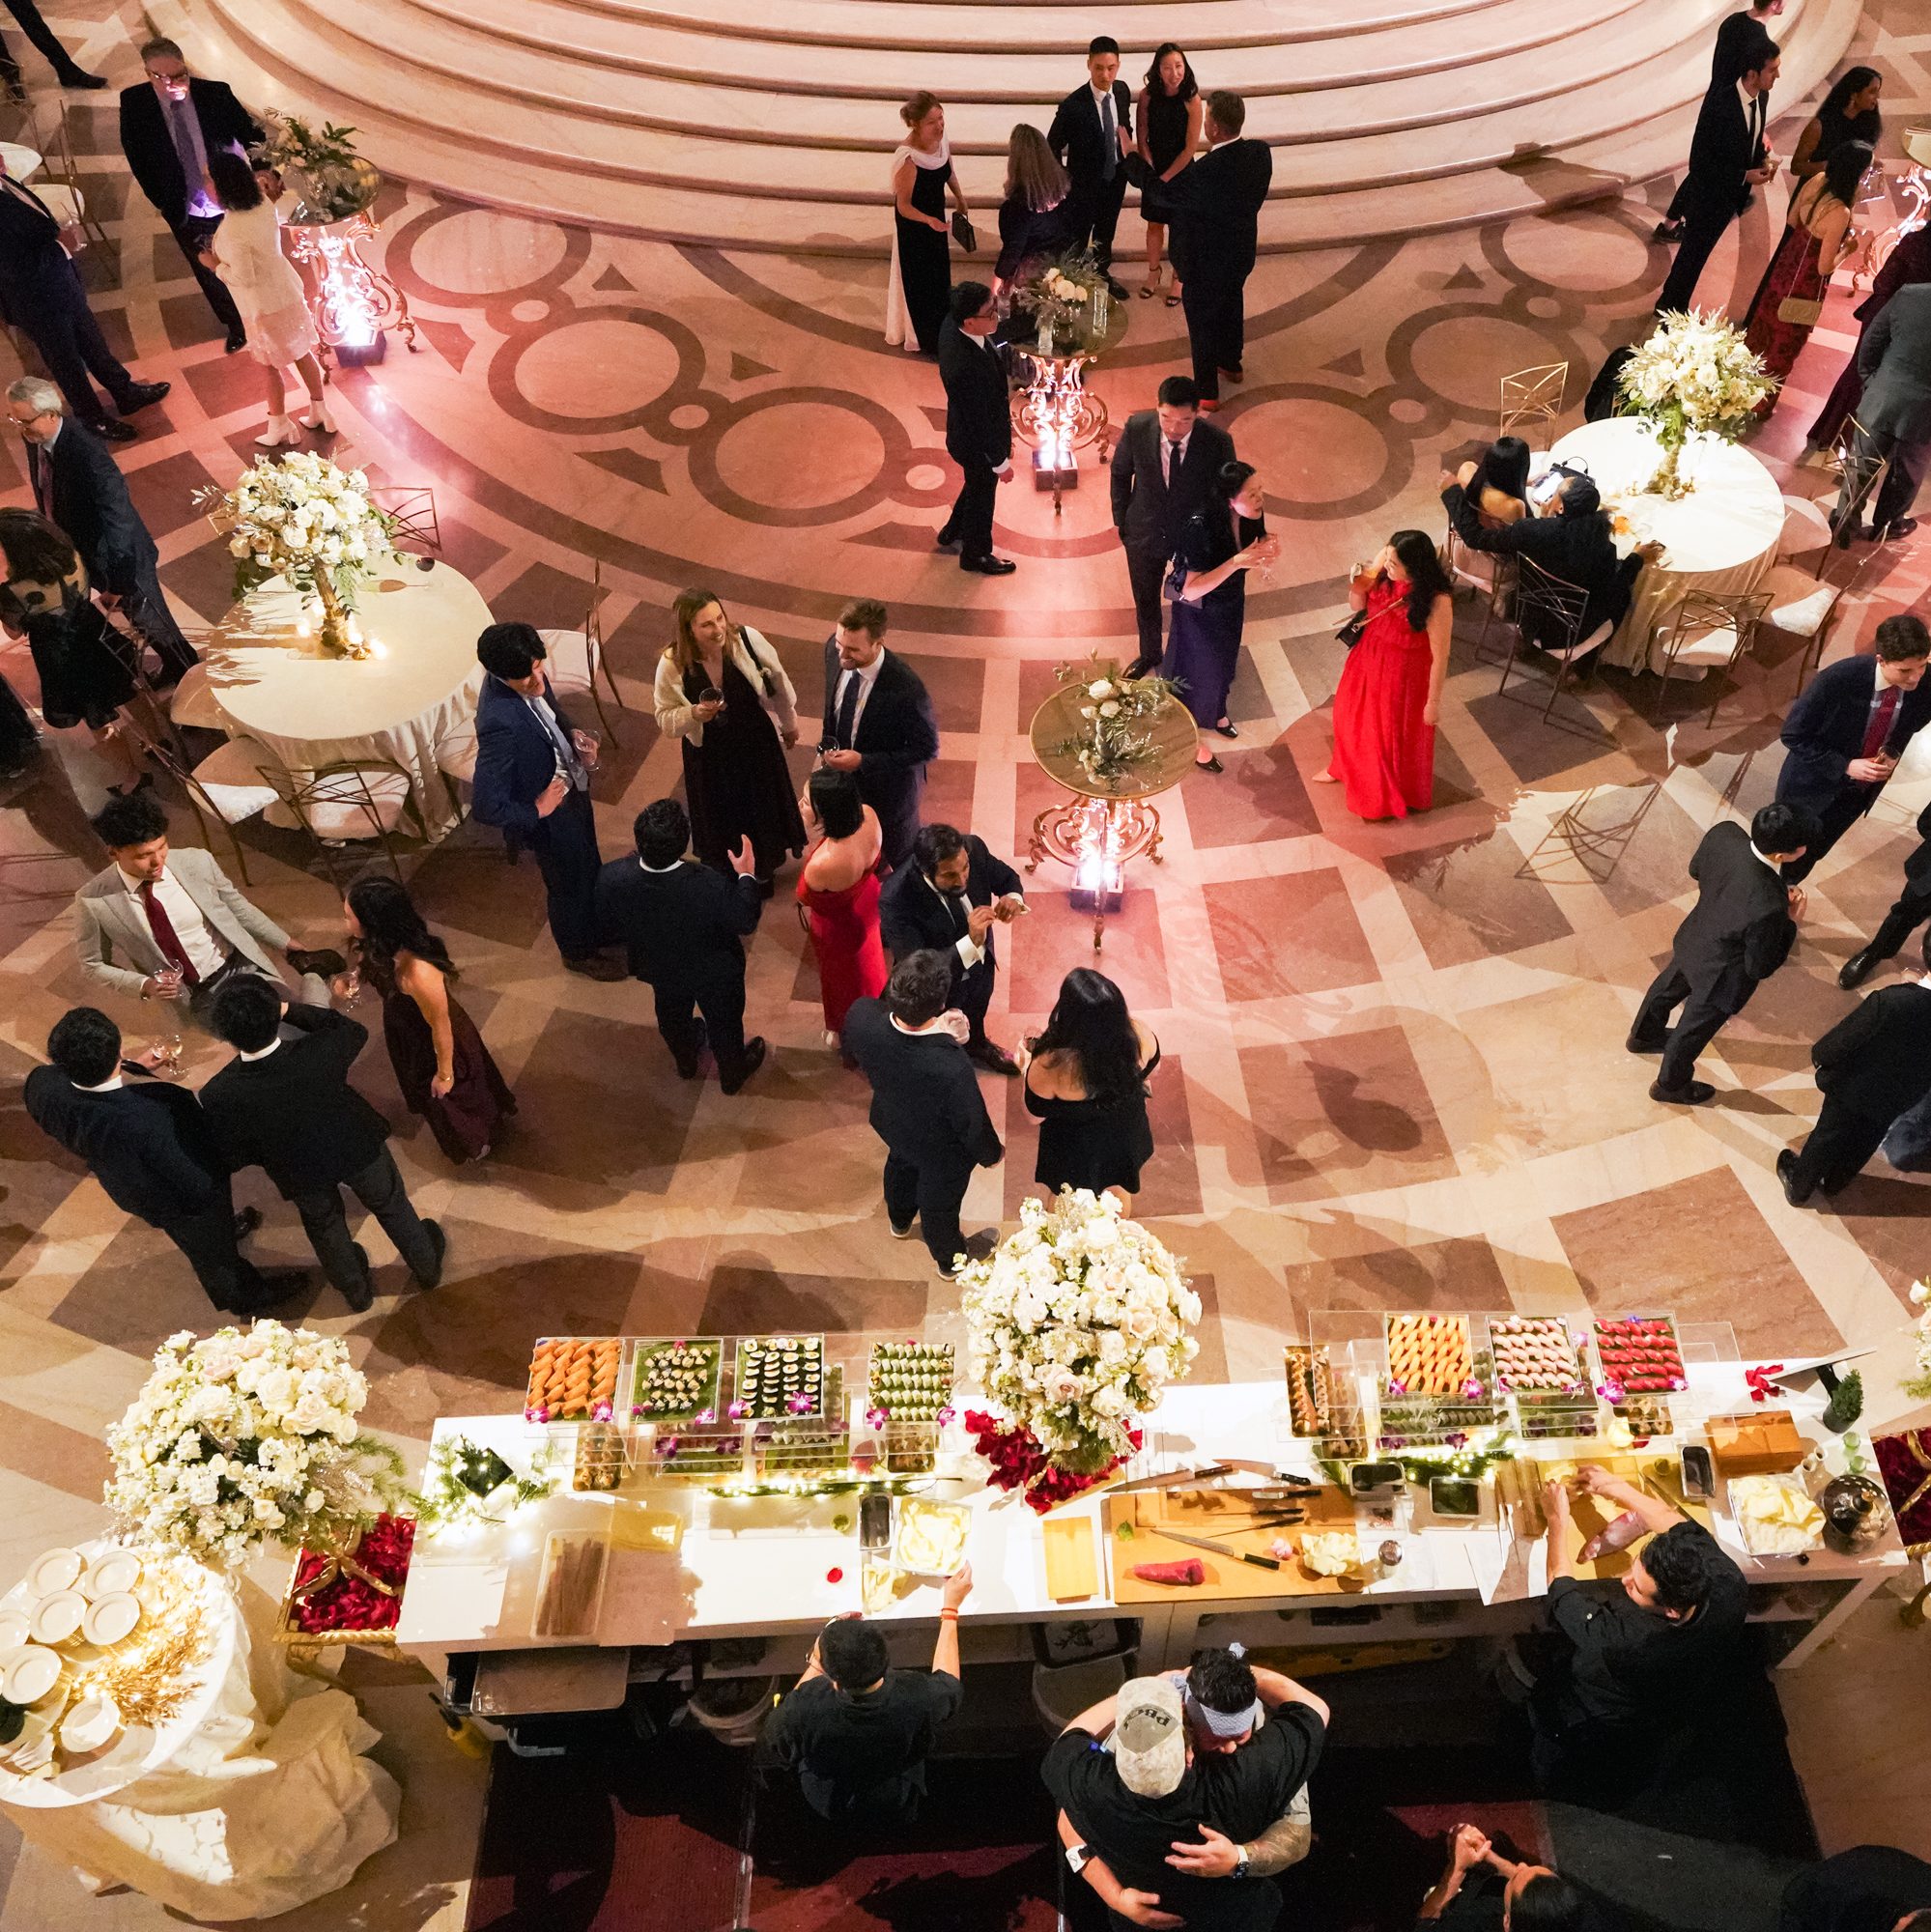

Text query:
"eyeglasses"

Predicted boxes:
[[144, 67, 188, 83]]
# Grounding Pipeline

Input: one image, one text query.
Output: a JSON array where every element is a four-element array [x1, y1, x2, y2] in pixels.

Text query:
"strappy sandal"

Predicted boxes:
[[1139, 273, 1160, 300], [1165, 288, 1182, 308]]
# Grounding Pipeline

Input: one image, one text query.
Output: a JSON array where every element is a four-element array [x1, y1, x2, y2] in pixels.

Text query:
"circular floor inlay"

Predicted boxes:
[[1408, 314, 1570, 416], [1504, 210, 1654, 294], [407, 209, 570, 296], [512, 319, 684, 420], [1230, 395, 1387, 509], [713, 402, 886, 513]]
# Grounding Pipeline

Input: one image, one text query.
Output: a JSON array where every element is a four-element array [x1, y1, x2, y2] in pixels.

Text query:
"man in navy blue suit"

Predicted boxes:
[[470, 622, 624, 980], [1775, 615, 1931, 883]]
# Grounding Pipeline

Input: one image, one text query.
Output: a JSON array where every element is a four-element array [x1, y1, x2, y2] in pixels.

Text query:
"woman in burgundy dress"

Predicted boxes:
[[796, 768, 886, 1049], [1741, 143, 1864, 420], [1317, 529, 1453, 822], [343, 876, 515, 1164]]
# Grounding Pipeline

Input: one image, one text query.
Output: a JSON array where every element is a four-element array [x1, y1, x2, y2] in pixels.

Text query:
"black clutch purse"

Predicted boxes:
[[951, 212, 977, 253], [1336, 609, 1369, 649]]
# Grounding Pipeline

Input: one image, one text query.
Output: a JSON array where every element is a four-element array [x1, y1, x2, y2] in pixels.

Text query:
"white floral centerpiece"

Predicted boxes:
[[959, 1188, 1200, 1508], [105, 1321, 408, 1572], [1018, 249, 1110, 354], [1049, 655, 1178, 789], [1615, 309, 1777, 499], [197, 452, 398, 659]]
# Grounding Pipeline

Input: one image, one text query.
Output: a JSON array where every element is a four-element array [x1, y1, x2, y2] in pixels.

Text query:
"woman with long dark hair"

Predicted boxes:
[[1021, 968, 1159, 1206], [1161, 459, 1279, 771], [344, 874, 515, 1163], [1789, 67, 1882, 181], [1318, 528, 1453, 820], [1462, 436, 1532, 526], [797, 765, 886, 1047], [1136, 43, 1201, 307], [1742, 141, 1866, 413]]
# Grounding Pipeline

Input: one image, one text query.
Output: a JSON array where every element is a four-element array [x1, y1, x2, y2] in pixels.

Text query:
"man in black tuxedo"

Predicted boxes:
[[202, 976, 444, 1312], [1779, 929, 1931, 1204], [0, 183, 169, 444], [818, 598, 938, 871], [936, 281, 1015, 576], [7, 377, 193, 679], [1655, 2, 1781, 237], [1159, 89, 1273, 408], [1655, 43, 1779, 316], [878, 823, 1026, 1074], [1047, 36, 1132, 299], [1839, 801, 1931, 990], [595, 796, 768, 1093], [470, 621, 624, 979], [1627, 803, 1814, 1105], [844, 950, 1003, 1277], [1775, 615, 1931, 882], [119, 39, 263, 351], [1111, 376, 1235, 677], [23, 1007, 305, 1314]]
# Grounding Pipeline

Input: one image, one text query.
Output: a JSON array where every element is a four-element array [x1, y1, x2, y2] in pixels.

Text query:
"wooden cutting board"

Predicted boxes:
[[1041, 1516, 1099, 1602], [1103, 1484, 1374, 1602], [1498, 1453, 1713, 1580]]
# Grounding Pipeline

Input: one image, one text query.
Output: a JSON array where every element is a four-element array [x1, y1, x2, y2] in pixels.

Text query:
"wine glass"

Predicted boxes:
[[696, 685, 725, 716], [153, 1034, 184, 1078], [337, 967, 363, 1010]]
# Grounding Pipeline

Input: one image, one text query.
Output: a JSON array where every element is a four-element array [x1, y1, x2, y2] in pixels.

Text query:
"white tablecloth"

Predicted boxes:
[[1548, 417, 1785, 674], [0, 1550, 397, 1919], [206, 557, 491, 838]]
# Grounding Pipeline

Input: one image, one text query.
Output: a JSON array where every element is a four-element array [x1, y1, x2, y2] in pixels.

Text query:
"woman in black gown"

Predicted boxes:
[[891, 91, 970, 355], [653, 587, 805, 888], [1136, 44, 1201, 306], [1021, 969, 1160, 1208], [1161, 461, 1278, 773]]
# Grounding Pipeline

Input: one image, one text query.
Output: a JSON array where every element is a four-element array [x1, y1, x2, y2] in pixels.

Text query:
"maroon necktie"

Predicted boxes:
[[138, 881, 200, 985], [1860, 686, 1900, 762]]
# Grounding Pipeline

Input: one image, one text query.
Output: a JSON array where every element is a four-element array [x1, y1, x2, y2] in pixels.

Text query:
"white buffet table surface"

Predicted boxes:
[[1547, 417, 1785, 676], [397, 1366, 1904, 1663], [204, 556, 490, 838]]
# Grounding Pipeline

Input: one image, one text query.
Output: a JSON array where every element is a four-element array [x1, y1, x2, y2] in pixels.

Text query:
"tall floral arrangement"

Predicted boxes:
[[199, 452, 397, 659], [1615, 310, 1776, 498], [252, 112, 378, 222], [105, 1321, 408, 1571], [959, 1189, 1200, 1505], [1018, 249, 1110, 353], [1049, 656, 1177, 788]]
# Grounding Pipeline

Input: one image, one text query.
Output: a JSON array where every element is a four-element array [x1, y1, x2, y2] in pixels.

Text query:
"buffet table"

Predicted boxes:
[[395, 1359, 1907, 1692], [203, 556, 489, 838], [1547, 418, 1785, 675]]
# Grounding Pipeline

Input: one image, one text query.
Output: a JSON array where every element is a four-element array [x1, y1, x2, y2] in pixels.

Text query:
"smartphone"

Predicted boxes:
[[1679, 1444, 1715, 1503], [859, 1492, 892, 1550]]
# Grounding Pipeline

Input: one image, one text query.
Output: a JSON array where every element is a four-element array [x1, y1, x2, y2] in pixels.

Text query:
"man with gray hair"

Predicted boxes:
[[8, 375, 195, 681]]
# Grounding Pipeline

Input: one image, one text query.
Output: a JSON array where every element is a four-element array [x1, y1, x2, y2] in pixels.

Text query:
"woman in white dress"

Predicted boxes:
[[202, 150, 335, 447], [886, 93, 968, 355]]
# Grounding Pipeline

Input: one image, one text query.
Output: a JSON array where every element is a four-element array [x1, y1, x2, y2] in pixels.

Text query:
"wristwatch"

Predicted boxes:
[[1232, 1845, 1253, 1878], [1065, 1842, 1091, 1874]]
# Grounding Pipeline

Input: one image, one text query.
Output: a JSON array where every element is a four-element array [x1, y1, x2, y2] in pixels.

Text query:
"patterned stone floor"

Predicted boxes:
[[1, 0, 1929, 1923]]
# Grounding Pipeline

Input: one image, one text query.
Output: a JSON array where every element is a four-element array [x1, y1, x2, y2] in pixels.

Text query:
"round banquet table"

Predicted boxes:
[[1546, 416, 1785, 675], [206, 555, 490, 838], [0, 1542, 397, 1919]]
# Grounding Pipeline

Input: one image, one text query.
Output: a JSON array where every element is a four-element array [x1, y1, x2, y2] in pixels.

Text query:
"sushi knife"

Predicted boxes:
[[1146, 1524, 1282, 1571]]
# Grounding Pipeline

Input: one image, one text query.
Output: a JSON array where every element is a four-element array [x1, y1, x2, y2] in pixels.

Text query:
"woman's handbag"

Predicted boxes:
[[1335, 608, 1369, 648], [1162, 560, 1188, 605], [1776, 294, 1826, 327], [951, 212, 977, 253]]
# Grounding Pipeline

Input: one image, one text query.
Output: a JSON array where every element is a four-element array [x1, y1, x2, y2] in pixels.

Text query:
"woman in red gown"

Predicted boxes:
[[1741, 143, 1863, 421], [796, 768, 886, 1049], [1318, 529, 1453, 821]]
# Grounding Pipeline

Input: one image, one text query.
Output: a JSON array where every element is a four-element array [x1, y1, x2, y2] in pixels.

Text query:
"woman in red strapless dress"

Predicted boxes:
[[796, 767, 886, 1045], [1318, 528, 1454, 821]]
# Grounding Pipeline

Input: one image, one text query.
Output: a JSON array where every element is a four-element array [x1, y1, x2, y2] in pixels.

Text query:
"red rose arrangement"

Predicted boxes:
[[964, 1410, 1142, 1514], [289, 1513, 415, 1635]]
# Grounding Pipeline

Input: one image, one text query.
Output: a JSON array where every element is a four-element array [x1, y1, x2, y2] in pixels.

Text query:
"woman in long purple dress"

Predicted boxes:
[[343, 876, 515, 1164]]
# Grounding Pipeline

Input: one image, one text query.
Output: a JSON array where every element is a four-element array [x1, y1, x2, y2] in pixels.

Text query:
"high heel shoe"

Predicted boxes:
[[300, 404, 338, 436], [254, 414, 298, 448]]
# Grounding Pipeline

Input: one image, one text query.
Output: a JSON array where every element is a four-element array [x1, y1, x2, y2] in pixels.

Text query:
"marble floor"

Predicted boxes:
[[0, 0, 1929, 1922]]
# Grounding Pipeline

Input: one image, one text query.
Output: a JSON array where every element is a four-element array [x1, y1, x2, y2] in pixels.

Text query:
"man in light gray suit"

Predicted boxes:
[[1839, 281, 1931, 542], [74, 792, 332, 1025]]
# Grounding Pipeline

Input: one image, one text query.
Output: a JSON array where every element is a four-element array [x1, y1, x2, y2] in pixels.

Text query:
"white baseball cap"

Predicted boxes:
[[1109, 1675, 1187, 1797]]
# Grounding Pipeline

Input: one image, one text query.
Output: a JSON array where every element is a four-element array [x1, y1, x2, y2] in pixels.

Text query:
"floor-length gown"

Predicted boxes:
[[887, 141, 954, 355], [798, 870, 887, 1035], [1162, 504, 1263, 730], [1028, 1045, 1160, 1196], [680, 656, 807, 878], [1327, 577, 1435, 821], [379, 973, 516, 1164], [1741, 180, 1841, 419]]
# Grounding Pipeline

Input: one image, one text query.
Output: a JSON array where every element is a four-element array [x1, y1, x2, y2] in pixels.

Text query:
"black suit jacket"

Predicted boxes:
[[1812, 982, 1931, 1122], [0, 177, 83, 322], [200, 1006, 391, 1199], [1442, 485, 1643, 643], [1902, 799, 1931, 893], [118, 79, 263, 230], [1047, 80, 1132, 199], [938, 316, 1011, 469], [1776, 655, 1931, 820], [27, 419, 158, 598], [23, 1066, 227, 1227], [1681, 78, 1767, 215], [819, 643, 938, 862], [878, 835, 1024, 980], [1111, 411, 1235, 557], [843, 996, 1002, 1173], [1667, 820, 1796, 1009], [1161, 137, 1273, 285], [593, 855, 761, 994]]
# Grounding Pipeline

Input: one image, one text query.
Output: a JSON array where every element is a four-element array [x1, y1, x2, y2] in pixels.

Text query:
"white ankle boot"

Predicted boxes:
[[301, 401, 337, 435], [254, 414, 297, 447]]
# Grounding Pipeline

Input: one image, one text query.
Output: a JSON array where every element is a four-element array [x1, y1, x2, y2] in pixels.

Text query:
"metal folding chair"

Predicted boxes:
[[370, 486, 441, 557], [1647, 588, 1774, 726], [1499, 362, 1568, 439], [264, 756, 425, 885], [1497, 555, 1611, 729], [539, 556, 625, 746]]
